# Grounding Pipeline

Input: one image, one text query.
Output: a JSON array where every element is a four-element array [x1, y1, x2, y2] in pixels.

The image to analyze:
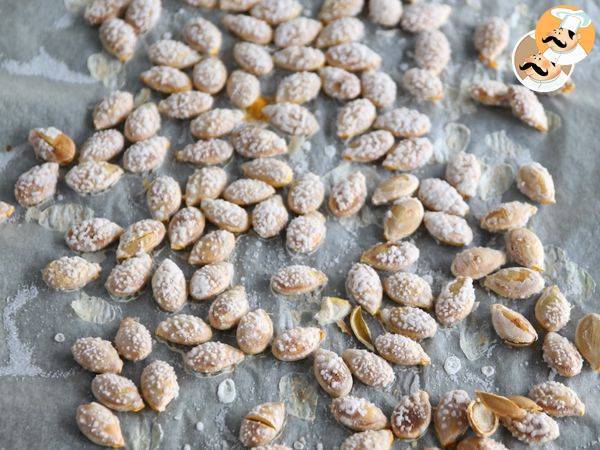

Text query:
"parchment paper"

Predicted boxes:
[[1, 0, 600, 449]]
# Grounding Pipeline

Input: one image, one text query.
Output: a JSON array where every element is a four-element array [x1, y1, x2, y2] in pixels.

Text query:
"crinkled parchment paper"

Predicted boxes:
[[1, 0, 600, 448]]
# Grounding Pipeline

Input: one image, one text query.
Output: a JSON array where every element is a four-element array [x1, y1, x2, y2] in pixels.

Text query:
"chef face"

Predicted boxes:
[[542, 27, 581, 52], [519, 53, 562, 81]]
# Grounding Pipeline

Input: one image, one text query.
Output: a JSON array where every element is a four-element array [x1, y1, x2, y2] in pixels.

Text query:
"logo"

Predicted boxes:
[[512, 5, 595, 93]]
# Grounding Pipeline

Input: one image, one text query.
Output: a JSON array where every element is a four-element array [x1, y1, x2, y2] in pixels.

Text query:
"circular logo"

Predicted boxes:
[[512, 31, 574, 93]]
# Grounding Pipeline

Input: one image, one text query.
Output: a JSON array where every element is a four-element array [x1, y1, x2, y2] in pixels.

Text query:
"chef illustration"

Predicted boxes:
[[542, 8, 592, 65], [518, 52, 570, 93]]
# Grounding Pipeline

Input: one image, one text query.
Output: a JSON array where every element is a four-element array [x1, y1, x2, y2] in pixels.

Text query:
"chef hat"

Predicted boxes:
[[551, 8, 592, 33]]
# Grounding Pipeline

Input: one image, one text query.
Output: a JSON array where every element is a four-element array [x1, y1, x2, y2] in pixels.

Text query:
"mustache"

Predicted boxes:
[[542, 35, 567, 48], [519, 62, 549, 76]]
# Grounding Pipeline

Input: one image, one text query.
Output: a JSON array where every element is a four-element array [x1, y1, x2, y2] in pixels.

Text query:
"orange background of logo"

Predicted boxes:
[[535, 4, 595, 54]]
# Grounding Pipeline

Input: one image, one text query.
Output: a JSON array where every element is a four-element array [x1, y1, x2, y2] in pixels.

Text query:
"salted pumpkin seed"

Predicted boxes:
[[223, 178, 275, 206], [287, 172, 324, 214], [342, 348, 394, 388], [123, 136, 170, 173], [80, 129, 125, 162], [156, 314, 212, 346], [99, 18, 137, 62], [125, 0, 161, 34], [331, 396, 387, 431], [66, 161, 123, 195], [372, 174, 419, 206], [232, 126, 288, 158], [276, 71, 321, 104], [286, 211, 326, 254], [42, 256, 101, 292], [84, 0, 130, 26], [474, 17, 509, 68], [415, 30, 451, 75], [542, 332, 583, 377], [369, 0, 402, 27], [146, 176, 181, 222], [435, 277, 475, 327], [319, 66, 361, 100], [76, 402, 125, 448], [374, 332, 430, 366], [374, 107, 431, 138], [168, 206, 205, 251], [456, 436, 508, 450], [124, 103, 160, 142], [529, 381, 584, 417], [192, 56, 228, 94], [93, 91, 134, 130], [140, 360, 179, 412], [158, 91, 213, 120], [114, 317, 152, 361], [575, 313, 600, 371], [201, 198, 250, 232], [535, 285, 570, 332], [28, 127, 76, 165], [466, 400, 498, 438], [236, 309, 274, 354], [185, 167, 227, 206], [66, 218, 123, 253], [402, 68, 444, 101], [208, 285, 249, 330], [383, 272, 432, 309], [272, 326, 325, 361], [451, 247, 506, 280], [361, 241, 419, 272], [239, 402, 286, 447], [105, 254, 153, 298], [433, 390, 471, 448], [346, 263, 382, 315], [140, 65, 192, 94], [227, 70, 261, 109], [222, 14, 272, 44], [383, 137, 433, 171], [152, 259, 187, 312], [361, 70, 396, 108], [72, 337, 123, 374], [400, 2, 452, 33], [91, 373, 144, 412], [189, 229, 235, 265], [274, 17, 322, 48], [14, 162, 59, 207], [469, 80, 509, 106], [343, 130, 393, 163], [250, 0, 301, 24], [507, 85, 548, 132], [516, 162, 556, 205], [183, 17, 222, 55], [379, 306, 437, 340], [500, 411, 559, 445], [337, 99, 376, 139], [116, 219, 165, 260], [480, 201, 538, 233], [271, 265, 327, 295], [178, 139, 233, 166], [147, 39, 201, 69], [185, 341, 244, 373], [262, 103, 319, 136], [418, 178, 468, 216], [505, 227, 545, 271], [252, 195, 289, 238], [233, 42, 274, 76], [190, 108, 244, 139], [341, 429, 393, 450], [391, 390, 431, 440], [318, 0, 363, 23], [483, 267, 545, 299], [446, 151, 482, 199], [423, 211, 473, 246], [240, 158, 293, 188], [313, 348, 353, 398], [328, 171, 367, 217], [490, 304, 537, 347], [190, 261, 234, 300], [326, 42, 381, 72], [273, 46, 326, 72]]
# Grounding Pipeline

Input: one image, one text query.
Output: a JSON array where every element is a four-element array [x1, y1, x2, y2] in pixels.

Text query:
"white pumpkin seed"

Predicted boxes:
[[383, 272, 432, 309], [152, 259, 187, 312], [319, 66, 361, 100], [42, 256, 101, 292], [156, 314, 212, 346], [72, 337, 123, 374], [177, 139, 233, 166], [190, 261, 234, 300], [66, 218, 124, 253], [189, 229, 236, 265], [116, 219, 166, 260], [330, 396, 387, 431], [236, 309, 274, 354], [140, 360, 179, 411], [14, 162, 59, 207], [328, 171, 367, 217], [423, 211, 473, 246], [374, 107, 431, 138], [168, 206, 205, 250], [76, 402, 125, 448], [341, 348, 395, 388], [490, 303, 538, 347], [287, 172, 325, 214], [271, 265, 327, 295], [105, 254, 153, 298], [99, 18, 137, 61], [325, 42, 381, 72], [372, 173, 419, 206]]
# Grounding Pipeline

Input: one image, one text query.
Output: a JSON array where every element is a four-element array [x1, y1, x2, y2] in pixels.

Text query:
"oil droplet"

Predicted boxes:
[[217, 378, 236, 404]]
